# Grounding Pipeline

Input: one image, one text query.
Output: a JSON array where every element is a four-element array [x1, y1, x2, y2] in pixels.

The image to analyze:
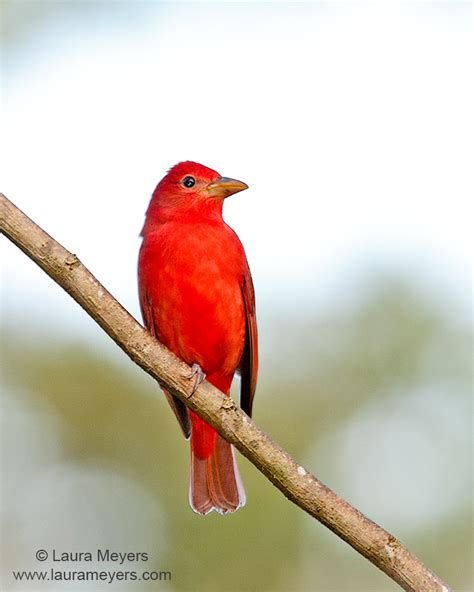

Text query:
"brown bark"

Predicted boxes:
[[0, 193, 451, 591]]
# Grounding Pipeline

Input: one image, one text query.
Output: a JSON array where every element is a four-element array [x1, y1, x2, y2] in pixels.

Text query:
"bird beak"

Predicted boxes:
[[206, 177, 249, 198]]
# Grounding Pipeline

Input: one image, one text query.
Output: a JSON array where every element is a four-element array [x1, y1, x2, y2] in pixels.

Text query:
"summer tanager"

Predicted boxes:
[[138, 161, 258, 514]]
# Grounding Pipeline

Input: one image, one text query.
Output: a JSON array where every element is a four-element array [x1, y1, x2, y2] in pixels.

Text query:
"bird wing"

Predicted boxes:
[[239, 270, 258, 417], [140, 290, 191, 439]]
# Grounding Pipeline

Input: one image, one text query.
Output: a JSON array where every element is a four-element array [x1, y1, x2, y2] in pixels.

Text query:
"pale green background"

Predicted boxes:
[[1, 2, 472, 591]]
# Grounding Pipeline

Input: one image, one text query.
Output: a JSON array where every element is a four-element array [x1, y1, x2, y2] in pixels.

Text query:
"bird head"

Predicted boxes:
[[142, 161, 248, 232]]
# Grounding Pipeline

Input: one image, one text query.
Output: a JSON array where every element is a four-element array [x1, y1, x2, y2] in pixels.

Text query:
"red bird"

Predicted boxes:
[[138, 161, 258, 515]]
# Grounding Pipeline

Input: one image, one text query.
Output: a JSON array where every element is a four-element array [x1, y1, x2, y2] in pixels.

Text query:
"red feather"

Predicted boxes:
[[138, 161, 258, 514]]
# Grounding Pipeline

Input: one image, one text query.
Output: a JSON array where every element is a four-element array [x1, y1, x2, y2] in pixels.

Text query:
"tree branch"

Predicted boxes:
[[0, 193, 451, 592]]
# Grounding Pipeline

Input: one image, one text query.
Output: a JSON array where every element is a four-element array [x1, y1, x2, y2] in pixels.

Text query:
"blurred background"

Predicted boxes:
[[1, 1, 472, 591]]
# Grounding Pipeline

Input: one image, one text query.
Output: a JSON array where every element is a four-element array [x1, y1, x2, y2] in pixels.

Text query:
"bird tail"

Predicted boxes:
[[189, 415, 246, 515]]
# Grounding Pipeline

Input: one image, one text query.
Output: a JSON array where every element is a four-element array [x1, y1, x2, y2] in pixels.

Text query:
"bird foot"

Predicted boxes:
[[187, 363, 206, 395]]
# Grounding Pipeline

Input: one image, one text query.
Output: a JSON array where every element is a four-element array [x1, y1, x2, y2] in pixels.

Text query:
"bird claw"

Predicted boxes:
[[187, 363, 206, 395]]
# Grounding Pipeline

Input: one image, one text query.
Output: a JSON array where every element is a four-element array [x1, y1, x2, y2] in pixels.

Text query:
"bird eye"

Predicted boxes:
[[182, 176, 196, 188]]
